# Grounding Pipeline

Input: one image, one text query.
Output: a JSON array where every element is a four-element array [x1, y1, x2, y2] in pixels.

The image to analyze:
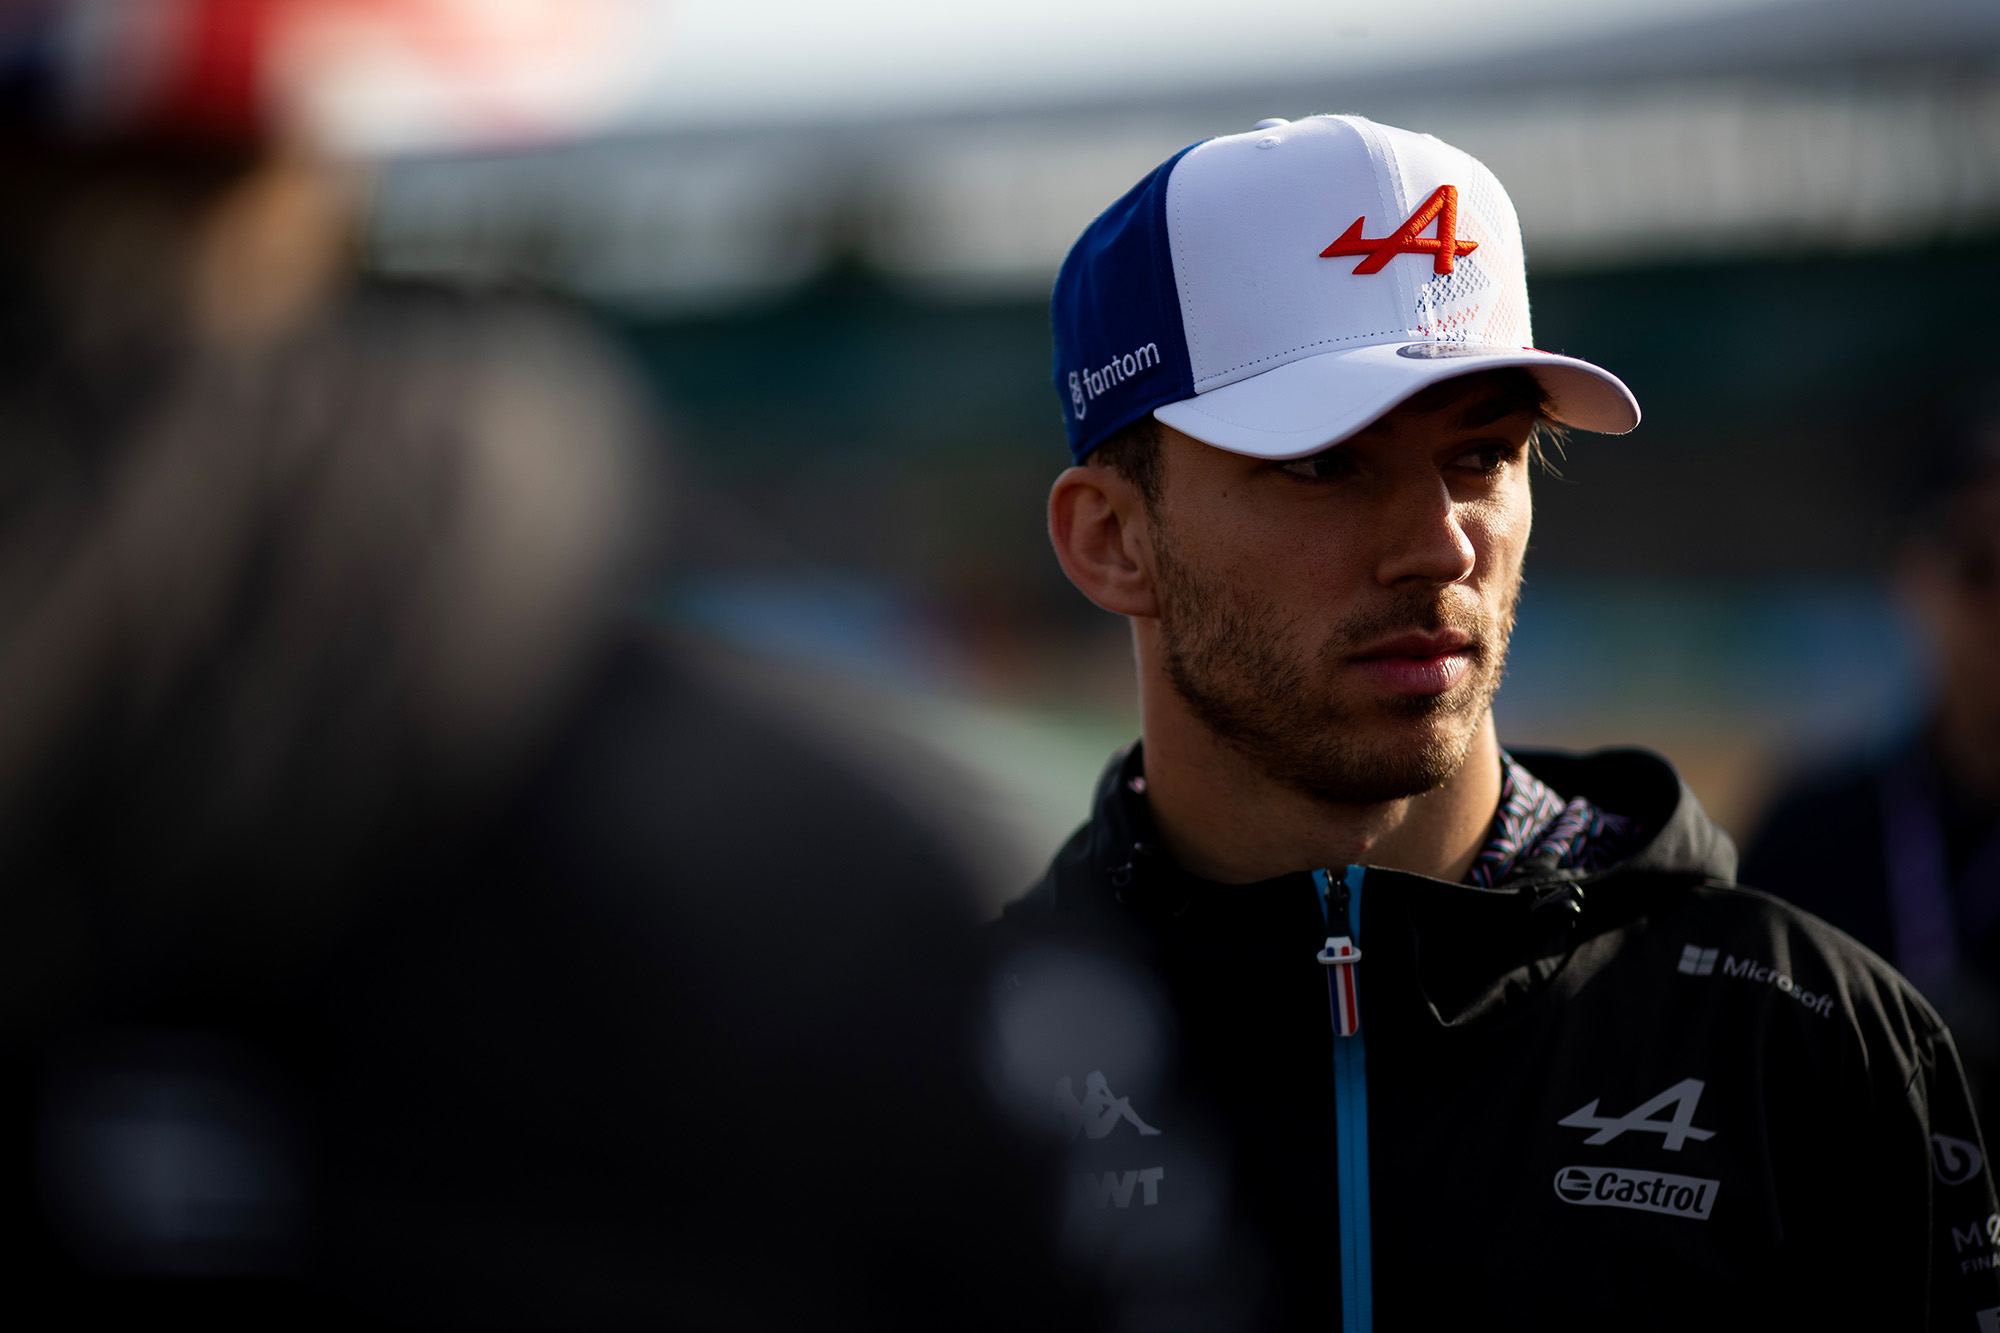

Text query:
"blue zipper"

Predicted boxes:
[[1313, 865, 1372, 1333]]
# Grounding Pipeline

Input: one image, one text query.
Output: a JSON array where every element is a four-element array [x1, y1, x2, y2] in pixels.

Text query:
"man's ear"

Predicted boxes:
[[1048, 464, 1161, 619]]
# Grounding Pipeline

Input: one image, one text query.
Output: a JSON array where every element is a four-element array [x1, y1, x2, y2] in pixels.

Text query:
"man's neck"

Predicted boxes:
[[1137, 681, 1504, 887]]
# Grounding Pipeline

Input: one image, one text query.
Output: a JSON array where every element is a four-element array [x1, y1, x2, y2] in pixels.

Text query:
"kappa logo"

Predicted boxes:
[[1558, 1078, 1716, 1152], [1320, 183, 1480, 276], [1936, 1134, 1986, 1186], [1055, 1071, 1161, 1144], [1553, 1165, 1718, 1220]]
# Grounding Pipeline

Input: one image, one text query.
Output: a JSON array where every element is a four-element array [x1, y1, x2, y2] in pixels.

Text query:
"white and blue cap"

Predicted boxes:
[[1052, 114, 1641, 464]]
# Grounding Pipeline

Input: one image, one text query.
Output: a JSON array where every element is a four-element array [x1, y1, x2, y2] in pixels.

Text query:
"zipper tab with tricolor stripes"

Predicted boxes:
[[1313, 865, 1372, 1333]]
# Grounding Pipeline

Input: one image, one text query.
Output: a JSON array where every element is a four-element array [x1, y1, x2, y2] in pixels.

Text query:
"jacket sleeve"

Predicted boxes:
[[1916, 1024, 2000, 1332], [1788, 961, 2000, 1329]]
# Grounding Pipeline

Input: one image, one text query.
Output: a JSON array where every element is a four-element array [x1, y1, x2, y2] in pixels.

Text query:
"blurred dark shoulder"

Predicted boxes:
[[493, 616, 989, 935], [0, 275, 654, 1012], [303, 618, 1020, 1326], [0, 293, 1049, 1323]]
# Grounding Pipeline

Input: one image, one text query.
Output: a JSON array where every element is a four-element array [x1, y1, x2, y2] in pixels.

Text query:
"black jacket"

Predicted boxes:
[[988, 745, 2000, 1331]]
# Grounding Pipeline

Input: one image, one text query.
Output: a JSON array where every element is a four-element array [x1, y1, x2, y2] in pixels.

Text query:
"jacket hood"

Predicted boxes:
[[1504, 747, 1737, 886]]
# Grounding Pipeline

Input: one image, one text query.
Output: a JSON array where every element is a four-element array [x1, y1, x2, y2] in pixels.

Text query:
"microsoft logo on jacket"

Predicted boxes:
[[1677, 943, 1836, 1018], [1677, 945, 1719, 976]]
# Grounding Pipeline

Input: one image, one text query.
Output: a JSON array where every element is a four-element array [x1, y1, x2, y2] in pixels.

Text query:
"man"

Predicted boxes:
[[1743, 415, 2000, 1136], [985, 115, 1999, 1331]]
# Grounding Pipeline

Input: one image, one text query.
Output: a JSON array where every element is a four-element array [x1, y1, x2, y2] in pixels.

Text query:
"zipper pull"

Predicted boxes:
[[1318, 935, 1363, 1036]]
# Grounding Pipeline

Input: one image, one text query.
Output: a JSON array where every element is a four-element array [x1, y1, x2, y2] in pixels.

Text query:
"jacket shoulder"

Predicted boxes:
[[987, 804, 1147, 959], [1664, 878, 1944, 1049]]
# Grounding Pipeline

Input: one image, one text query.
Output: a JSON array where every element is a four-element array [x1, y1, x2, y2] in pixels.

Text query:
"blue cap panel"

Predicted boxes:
[[1050, 142, 1203, 463]]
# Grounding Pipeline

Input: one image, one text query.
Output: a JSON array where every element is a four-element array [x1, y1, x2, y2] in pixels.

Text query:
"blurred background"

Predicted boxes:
[[354, 0, 2000, 903], [20, 0, 1998, 905]]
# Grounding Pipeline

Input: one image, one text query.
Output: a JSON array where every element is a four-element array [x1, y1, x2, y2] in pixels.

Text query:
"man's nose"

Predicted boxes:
[[1376, 476, 1476, 587]]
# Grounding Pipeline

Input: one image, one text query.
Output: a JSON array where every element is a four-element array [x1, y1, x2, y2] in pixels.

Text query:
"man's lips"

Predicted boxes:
[[1348, 631, 1475, 696], [1352, 630, 1472, 660]]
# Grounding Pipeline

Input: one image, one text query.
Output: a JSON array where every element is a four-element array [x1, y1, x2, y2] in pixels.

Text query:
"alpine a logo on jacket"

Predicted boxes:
[[1557, 1078, 1714, 1151]]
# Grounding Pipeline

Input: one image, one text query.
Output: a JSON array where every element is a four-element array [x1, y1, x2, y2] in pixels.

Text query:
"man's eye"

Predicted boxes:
[[1278, 452, 1352, 479], [1451, 444, 1520, 473]]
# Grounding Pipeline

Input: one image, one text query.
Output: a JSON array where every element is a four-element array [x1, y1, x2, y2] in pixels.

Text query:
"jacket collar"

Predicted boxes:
[[1027, 741, 1734, 1030], [1062, 741, 1732, 899]]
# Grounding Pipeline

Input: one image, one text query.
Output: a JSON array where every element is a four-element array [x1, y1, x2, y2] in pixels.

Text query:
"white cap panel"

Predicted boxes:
[[1163, 116, 1534, 397]]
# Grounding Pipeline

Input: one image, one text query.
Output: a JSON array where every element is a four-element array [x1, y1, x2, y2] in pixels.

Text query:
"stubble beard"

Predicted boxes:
[[1152, 529, 1518, 806]]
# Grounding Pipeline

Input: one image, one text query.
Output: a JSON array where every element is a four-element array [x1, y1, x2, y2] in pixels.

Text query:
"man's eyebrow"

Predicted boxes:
[[1452, 393, 1537, 429], [1348, 389, 1539, 439]]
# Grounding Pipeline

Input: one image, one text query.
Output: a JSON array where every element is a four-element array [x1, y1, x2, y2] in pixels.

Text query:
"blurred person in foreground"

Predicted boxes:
[[0, 3, 1063, 1326], [981, 116, 1998, 1331], [1744, 412, 2000, 1131]]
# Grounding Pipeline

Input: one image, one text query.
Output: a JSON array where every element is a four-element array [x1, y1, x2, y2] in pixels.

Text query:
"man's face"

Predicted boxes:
[[1144, 380, 1537, 804]]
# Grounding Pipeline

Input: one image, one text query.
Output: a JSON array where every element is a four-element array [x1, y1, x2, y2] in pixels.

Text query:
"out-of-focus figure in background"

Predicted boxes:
[[0, 3, 1065, 1326], [1743, 406, 2000, 1125]]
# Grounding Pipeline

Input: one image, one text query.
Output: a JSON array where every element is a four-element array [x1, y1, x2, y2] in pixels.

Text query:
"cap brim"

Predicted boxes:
[[1152, 342, 1640, 461]]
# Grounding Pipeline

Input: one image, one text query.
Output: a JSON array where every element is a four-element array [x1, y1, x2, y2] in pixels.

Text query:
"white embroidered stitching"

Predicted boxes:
[[1171, 162, 1202, 376]]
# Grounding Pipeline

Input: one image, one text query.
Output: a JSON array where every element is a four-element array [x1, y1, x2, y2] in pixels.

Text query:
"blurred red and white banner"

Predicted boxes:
[[2, 0, 675, 153]]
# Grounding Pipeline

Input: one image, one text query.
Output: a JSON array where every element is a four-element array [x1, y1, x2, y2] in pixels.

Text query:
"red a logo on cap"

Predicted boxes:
[[1321, 184, 1479, 275]]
